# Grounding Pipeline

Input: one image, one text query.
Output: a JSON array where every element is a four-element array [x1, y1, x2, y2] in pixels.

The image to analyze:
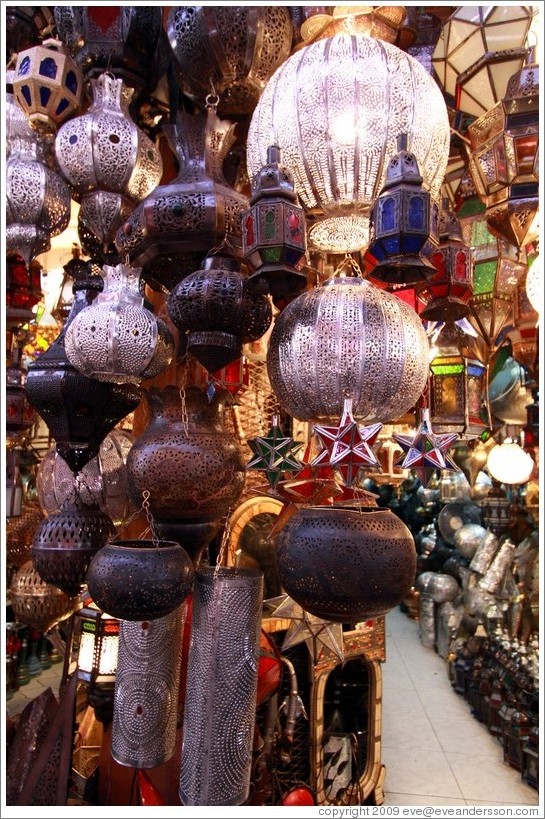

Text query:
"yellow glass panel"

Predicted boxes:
[[491, 58, 525, 100], [450, 37, 482, 74], [458, 87, 486, 119], [454, 7, 484, 25], [463, 72, 496, 113], [448, 19, 479, 51], [487, 6, 531, 26]]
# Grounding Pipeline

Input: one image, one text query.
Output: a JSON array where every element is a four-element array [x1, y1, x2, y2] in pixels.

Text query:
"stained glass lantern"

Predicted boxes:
[[432, 6, 535, 118], [242, 145, 307, 302], [75, 601, 120, 725], [6, 253, 42, 328], [13, 38, 83, 134], [429, 323, 488, 439], [368, 133, 438, 285], [415, 200, 473, 322], [467, 48, 539, 249], [508, 275, 539, 375], [247, 32, 450, 254]]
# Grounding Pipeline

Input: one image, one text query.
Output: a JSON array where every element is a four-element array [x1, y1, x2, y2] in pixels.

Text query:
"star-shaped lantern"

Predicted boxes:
[[393, 407, 460, 487], [247, 415, 303, 488], [268, 595, 344, 664], [311, 397, 382, 487]]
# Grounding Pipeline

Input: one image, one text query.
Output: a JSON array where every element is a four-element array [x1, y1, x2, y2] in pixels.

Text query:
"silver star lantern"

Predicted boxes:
[[247, 414, 303, 488], [394, 406, 460, 487], [311, 396, 382, 486], [269, 594, 344, 664]]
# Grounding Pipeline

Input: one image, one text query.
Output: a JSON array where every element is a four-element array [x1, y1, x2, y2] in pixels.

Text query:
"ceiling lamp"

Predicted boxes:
[[247, 33, 450, 254], [486, 439, 534, 486], [432, 6, 535, 118], [467, 48, 539, 249]]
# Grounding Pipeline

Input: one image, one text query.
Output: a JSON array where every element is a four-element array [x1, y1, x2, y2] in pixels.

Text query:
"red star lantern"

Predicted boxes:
[[311, 397, 382, 486], [393, 407, 460, 487]]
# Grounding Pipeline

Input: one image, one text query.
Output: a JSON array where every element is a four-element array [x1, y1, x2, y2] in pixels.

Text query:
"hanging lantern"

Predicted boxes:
[[10, 560, 80, 633], [53, 6, 163, 96], [31, 503, 114, 596], [64, 263, 174, 385], [6, 354, 36, 438], [429, 323, 488, 438], [116, 107, 248, 293], [524, 254, 541, 316], [415, 200, 473, 322], [432, 6, 535, 118], [247, 33, 450, 253], [55, 73, 163, 247], [6, 447, 24, 519], [167, 254, 272, 373], [166, 6, 293, 117], [25, 270, 142, 475], [13, 38, 83, 134], [6, 253, 42, 327], [111, 606, 185, 769], [508, 274, 539, 375], [487, 438, 534, 486], [267, 272, 429, 422], [299, 6, 409, 46], [76, 601, 120, 725], [241, 144, 307, 302], [393, 406, 460, 487], [467, 48, 539, 249], [367, 134, 438, 285]]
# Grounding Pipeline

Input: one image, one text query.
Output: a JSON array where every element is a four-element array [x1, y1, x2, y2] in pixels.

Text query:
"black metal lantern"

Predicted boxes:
[[367, 133, 438, 285], [242, 145, 307, 302], [429, 323, 489, 439], [75, 601, 120, 725]]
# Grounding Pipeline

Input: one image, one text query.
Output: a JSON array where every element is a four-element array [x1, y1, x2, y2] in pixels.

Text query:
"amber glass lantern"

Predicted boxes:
[[429, 323, 488, 439], [13, 38, 82, 134], [76, 602, 120, 724], [467, 48, 539, 249]]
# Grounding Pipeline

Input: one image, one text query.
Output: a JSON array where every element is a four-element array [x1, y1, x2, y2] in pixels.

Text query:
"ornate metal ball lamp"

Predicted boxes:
[[429, 323, 488, 439], [467, 48, 539, 249], [166, 5, 293, 117], [242, 145, 307, 302], [13, 38, 83, 134], [75, 601, 120, 725], [10, 560, 80, 634], [367, 133, 438, 285], [247, 32, 450, 254], [432, 6, 535, 118], [415, 200, 473, 322]]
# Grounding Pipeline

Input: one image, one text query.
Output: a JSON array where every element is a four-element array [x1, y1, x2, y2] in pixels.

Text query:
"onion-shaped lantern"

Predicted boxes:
[[166, 5, 293, 117], [116, 107, 248, 293], [65, 263, 174, 385], [267, 272, 429, 423], [13, 38, 83, 134], [367, 133, 438, 285], [242, 145, 307, 303], [415, 200, 473, 322], [25, 268, 141, 474], [10, 560, 80, 633], [53, 5, 164, 96], [247, 33, 450, 253], [55, 73, 163, 246], [167, 254, 272, 373]]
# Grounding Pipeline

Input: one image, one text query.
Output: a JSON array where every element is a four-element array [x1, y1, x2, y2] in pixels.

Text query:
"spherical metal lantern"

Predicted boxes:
[[166, 6, 293, 117], [267, 275, 429, 423], [167, 254, 272, 373], [453, 523, 488, 560], [31, 504, 114, 596], [10, 560, 80, 633], [415, 571, 459, 603], [487, 441, 534, 486], [247, 33, 450, 253], [65, 263, 174, 385], [274, 504, 416, 623]]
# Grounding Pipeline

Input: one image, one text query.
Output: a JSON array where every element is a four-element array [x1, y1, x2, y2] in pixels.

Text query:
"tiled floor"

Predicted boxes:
[[382, 607, 539, 807], [6, 653, 64, 719]]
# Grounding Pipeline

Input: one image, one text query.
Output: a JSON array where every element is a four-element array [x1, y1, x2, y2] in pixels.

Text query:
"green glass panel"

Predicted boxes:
[[262, 247, 282, 263], [431, 363, 465, 375], [473, 260, 497, 294]]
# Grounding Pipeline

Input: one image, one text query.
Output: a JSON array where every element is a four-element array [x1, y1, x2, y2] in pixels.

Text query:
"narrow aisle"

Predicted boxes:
[[381, 607, 539, 807]]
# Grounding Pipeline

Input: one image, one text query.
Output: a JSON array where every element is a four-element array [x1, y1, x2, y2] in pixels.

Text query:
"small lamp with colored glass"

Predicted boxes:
[[76, 601, 120, 725]]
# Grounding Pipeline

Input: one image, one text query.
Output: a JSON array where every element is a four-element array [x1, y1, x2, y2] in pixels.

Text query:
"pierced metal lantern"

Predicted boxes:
[[467, 49, 539, 249], [53, 5, 163, 95], [367, 134, 438, 285], [65, 263, 174, 385], [13, 38, 83, 134], [179, 567, 263, 806], [429, 323, 488, 439], [415, 201, 473, 322], [10, 560, 80, 633], [167, 254, 272, 373], [166, 6, 293, 117], [31, 503, 114, 596], [25, 271, 142, 475], [267, 274, 429, 423], [112, 606, 185, 769], [55, 73, 163, 246], [116, 107, 248, 293], [247, 33, 450, 254], [242, 144, 307, 302]]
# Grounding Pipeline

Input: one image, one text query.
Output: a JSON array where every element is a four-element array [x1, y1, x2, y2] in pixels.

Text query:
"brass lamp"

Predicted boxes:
[[76, 602, 120, 725]]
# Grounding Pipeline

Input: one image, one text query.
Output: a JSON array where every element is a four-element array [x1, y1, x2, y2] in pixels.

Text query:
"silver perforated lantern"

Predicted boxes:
[[267, 274, 429, 423], [55, 73, 162, 246], [64, 263, 174, 385], [112, 606, 185, 769]]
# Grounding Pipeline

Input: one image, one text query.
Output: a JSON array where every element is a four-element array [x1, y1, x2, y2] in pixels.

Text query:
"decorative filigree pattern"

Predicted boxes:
[[10, 560, 79, 632]]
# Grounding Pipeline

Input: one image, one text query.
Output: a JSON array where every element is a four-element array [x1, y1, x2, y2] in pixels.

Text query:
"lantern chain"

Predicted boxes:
[[141, 489, 160, 548]]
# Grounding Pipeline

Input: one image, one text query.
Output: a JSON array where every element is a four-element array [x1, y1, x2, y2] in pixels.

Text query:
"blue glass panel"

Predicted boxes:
[[65, 70, 78, 94], [408, 196, 425, 229], [69, 133, 78, 144], [39, 57, 58, 79], [18, 56, 31, 76], [382, 198, 396, 231], [403, 235, 424, 253], [384, 236, 401, 254], [21, 85, 32, 106], [56, 98, 70, 115], [40, 86, 51, 107]]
